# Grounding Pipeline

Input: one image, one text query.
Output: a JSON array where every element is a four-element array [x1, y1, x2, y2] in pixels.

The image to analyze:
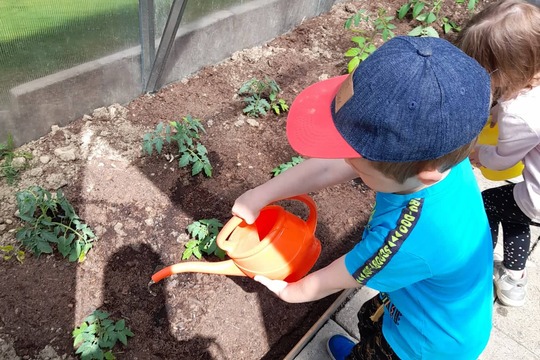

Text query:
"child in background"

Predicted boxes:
[[458, 0, 540, 307], [233, 36, 493, 359]]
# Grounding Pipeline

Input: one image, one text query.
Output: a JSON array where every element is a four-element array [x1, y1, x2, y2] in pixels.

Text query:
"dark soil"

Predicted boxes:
[[0, 1, 480, 359]]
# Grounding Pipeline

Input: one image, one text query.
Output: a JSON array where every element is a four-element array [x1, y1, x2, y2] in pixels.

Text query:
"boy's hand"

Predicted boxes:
[[254, 275, 288, 297], [232, 189, 267, 224], [253, 256, 359, 303]]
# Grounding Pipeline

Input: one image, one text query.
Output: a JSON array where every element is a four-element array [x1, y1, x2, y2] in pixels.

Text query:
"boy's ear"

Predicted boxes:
[[417, 169, 444, 185]]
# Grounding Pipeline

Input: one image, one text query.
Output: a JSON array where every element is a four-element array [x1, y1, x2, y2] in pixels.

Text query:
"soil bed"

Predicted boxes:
[[0, 1, 477, 359]]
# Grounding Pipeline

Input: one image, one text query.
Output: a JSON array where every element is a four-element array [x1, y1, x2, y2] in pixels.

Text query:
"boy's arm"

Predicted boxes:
[[254, 255, 360, 303], [233, 158, 358, 224]]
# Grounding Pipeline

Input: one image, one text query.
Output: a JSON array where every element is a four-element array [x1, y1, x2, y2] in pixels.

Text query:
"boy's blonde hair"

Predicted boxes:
[[457, 0, 540, 100], [370, 141, 476, 184]]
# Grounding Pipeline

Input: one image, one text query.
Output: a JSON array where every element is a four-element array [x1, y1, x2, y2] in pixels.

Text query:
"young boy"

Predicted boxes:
[[232, 36, 493, 359]]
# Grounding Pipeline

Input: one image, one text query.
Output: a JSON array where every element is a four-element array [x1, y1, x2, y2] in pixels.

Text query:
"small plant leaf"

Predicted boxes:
[[36, 239, 53, 254], [192, 247, 203, 259], [397, 3, 410, 19], [203, 163, 212, 177], [344, 48, 361, 57], [115, 319, 125, 331], [408, 25, 424, 36], [191, 161, 203, 176], [443, 23, 451, 33], [117, 332, 128, 346], [424, 26, 439, 37], [182, 247, 193, 260], [155, 138, 163, 154], [412, 2, 424, 18], [179, 153, 190, 167], [348, 57, 360, 73], [350, 36, 366, 46]]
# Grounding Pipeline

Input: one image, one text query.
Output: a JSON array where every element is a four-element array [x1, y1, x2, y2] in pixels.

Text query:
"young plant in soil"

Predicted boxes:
[[142, 115, 212, 177], [271, 156, 304, 177], [344, 8, 396, 73], [0, 133, 32, 185], [183, 218, 225, 260], [456, 0, 479, 12], [15, 186, 96, 262], [72, 310, 134, 360], [238, 77, 289, 117], [0, 244, 25, 263], [397, 0, 474, 37]]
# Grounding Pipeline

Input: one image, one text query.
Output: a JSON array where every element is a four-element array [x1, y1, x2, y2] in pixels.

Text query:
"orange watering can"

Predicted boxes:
[[150, 194, 322, 286], [477, 120, 524, 181]]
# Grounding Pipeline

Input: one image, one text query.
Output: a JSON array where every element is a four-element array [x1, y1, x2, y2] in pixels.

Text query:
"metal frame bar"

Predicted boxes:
[[144, 0, 188, 93], [139, 0, 156, 90]]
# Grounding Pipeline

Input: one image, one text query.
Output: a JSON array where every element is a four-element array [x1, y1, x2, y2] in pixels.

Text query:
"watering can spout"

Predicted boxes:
[[151, 259, 246, 284], [150, 194, 321, 287]]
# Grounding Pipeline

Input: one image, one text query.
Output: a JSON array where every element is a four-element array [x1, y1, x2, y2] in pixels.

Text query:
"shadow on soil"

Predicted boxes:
[[101, 243, 217, 359]]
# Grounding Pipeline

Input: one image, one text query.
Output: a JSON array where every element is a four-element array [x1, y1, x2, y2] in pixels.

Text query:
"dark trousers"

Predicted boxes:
[[482, 184, 533, 271], [347, 295, 399, 360]]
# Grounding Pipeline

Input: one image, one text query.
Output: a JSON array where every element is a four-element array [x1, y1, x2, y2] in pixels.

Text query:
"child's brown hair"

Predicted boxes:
[[370, 141, 477, 184], [457, 0, 540, 100]]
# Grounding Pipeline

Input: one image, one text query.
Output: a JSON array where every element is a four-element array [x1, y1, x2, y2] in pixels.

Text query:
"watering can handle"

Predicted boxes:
[[289, 194, 317, 234], [216, 215, 245, 253], [217, 194, 317, 252]]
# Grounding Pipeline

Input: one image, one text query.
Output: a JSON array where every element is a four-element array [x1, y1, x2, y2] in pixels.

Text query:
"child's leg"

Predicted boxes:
[[502, 222, 530, 272], [482, 185, 509, 247], [347, 294, 398, 360], [482, 184, 532, 272], [484, 184, 533, 306]]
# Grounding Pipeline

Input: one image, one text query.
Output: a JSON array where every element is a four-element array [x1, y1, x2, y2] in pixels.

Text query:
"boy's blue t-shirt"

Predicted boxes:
[[345, 160, 493, 360]]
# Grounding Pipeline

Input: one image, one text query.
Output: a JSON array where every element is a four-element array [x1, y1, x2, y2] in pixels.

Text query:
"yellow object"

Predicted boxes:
[[477, 121, 524, 181]]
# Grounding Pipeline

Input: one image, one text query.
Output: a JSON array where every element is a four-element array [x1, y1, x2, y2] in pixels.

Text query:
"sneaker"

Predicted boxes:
[[493, 252, 503, 265], [327, 334, 355, 360], [493, 253, 503, 276], [494, 265, 527, 307]]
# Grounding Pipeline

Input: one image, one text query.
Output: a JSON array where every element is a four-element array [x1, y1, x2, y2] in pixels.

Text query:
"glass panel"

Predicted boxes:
[[0, 0, 139, 107]]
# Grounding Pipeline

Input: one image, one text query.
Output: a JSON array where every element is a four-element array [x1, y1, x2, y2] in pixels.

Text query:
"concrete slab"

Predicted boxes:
[[480, 326, 539, 360], [491, 282, 540, 355], [293, 319, 355, 360], [332, 287, 378, 339]]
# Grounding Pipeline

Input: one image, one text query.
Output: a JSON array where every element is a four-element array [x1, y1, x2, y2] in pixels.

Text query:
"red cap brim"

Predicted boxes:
[[286, 75, 362, 159]]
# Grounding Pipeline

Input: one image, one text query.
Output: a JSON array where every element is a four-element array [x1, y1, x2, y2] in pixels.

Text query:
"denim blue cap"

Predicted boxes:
[[286, 36, 491, 161]]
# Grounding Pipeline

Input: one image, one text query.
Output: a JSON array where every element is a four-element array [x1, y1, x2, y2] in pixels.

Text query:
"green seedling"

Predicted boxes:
[[344, 9, 395, 73], [441, 17, 461, 34], [15, 186, 96, 262], [398, 0, 441, 37], [271, 156, 304, 177], [238, 77, 289, 117], [455, 0, 478, 12], [73, 310, 134, 360], [0, 244, 25, 263], [0, 134, 32, 185], [183, 218, 225, 260], [397, 0, 468, 37], [142, 115, 212, 177]]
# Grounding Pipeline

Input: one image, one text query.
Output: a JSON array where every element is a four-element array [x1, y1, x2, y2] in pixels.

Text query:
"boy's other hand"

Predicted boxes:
[[254, 275, 288, 297]]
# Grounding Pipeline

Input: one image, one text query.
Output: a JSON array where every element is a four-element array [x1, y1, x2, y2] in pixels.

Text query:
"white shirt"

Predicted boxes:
[[478, 85, 540, 222]]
